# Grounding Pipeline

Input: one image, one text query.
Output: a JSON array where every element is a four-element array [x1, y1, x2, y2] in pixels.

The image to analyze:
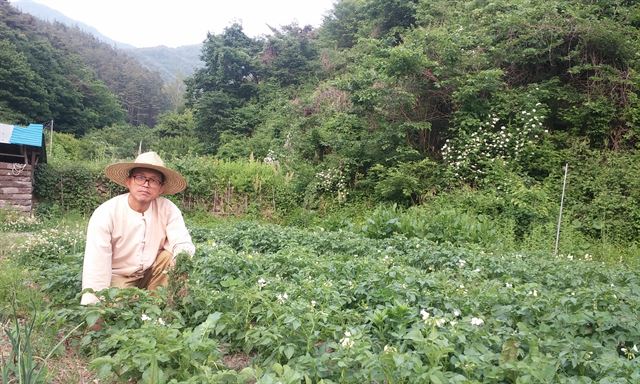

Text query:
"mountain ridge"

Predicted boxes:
[[11, 0, 203, 83]]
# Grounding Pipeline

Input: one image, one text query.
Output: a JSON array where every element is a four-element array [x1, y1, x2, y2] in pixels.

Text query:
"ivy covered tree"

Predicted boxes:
[[410, 0, 640, 154]]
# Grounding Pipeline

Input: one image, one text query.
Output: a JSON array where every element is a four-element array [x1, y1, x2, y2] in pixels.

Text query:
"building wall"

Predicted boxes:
[[0, 161, 32, 213]]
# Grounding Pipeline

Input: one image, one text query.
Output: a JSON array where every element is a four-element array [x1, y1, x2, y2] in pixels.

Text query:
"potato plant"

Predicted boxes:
[[7, 221, 640, 383]]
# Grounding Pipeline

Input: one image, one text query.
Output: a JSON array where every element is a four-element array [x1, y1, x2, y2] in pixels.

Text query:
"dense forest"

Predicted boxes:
[[3, 0, 638, 157], [0, 0, 170, 130], [2, 0, 640, 244]]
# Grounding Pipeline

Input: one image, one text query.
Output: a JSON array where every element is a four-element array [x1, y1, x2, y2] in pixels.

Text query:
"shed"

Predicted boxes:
[[0, 122, 47, 213]]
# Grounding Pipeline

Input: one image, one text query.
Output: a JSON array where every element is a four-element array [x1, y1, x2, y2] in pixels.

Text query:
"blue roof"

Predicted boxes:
[[7, 124, 44, 147]]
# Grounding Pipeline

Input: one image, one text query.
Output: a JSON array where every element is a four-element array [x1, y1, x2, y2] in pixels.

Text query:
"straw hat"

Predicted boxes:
[[105, 151, 186, 194]]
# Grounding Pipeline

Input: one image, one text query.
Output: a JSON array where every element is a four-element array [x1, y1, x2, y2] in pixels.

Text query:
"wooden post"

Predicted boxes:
[[50, 120, 54, 158]]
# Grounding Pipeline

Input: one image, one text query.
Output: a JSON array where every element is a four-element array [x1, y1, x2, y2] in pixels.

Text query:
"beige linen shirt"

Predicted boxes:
[[81, 193, 195, 305]]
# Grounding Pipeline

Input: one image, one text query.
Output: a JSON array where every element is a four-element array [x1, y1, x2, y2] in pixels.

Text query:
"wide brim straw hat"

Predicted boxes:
[[105, 151, 187, 195]]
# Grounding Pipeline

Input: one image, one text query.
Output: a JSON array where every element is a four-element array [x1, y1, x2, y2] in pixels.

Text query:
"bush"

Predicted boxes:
[[46, 132, 83, 161], [33, 156, 299, 219], [365, 159, 453, 205], [559, 147, 640, 243], [0, 209, 41, 232], [79, 124, 157, 161], [34, 160, 122, 214], [358, 203, 504, 247], [0, 261, 45, 319]]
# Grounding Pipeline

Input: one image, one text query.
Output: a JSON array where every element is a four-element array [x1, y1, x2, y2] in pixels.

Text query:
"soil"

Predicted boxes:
[[222, 351, 253, 371]]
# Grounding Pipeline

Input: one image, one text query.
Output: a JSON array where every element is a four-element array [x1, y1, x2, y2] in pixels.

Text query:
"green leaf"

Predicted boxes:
[[500, 338, 520, 365], [284, 345, 295, 360], [85, 311, 101, 327], [404, 327, 425, 342], [272, 362, 283, 375]]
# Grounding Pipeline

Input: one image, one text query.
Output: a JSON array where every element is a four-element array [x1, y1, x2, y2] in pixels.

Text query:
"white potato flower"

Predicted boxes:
[[470, 317, 484, 326]]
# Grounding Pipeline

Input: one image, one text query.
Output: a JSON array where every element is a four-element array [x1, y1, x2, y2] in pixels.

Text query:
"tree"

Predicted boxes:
[[0, 39, 51, 123], [320, 0, 367, 49], [185, 24, 262, 148], [261, 24, 320, 86]]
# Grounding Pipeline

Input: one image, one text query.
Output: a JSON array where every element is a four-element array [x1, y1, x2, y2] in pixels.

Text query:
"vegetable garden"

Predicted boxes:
[[3, 219, 639, 383]]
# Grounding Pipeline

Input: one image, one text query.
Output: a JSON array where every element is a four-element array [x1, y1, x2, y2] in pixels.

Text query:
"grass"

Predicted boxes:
[[0, 213, 95, 384], [0, 301, 94, 384]]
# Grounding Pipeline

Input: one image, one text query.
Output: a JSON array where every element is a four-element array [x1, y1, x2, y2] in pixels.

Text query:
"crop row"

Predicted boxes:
[[11, 221, 640, 383]]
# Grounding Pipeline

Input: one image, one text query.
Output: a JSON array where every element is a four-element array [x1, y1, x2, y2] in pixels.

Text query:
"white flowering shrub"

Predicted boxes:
[[13, 226, 84, 266], [313, 167, 349, 202], [0, 209, 41, 232], [443, 99, 549, 182], [263, 150, 279, 166]]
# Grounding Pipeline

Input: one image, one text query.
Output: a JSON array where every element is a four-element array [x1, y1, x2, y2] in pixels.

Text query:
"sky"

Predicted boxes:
[[14, 0, 337, 48]]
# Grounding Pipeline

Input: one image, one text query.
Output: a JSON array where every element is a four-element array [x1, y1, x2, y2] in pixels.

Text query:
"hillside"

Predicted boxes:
[[124, 44, 203, 83], [10, 0, 135, 49], [1, 0, 173, 130], [3, 0, 640, 248], [11, 0, 203, 82]]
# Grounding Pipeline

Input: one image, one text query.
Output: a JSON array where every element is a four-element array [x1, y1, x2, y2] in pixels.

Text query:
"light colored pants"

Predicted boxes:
[[110, 250, 174, 290]]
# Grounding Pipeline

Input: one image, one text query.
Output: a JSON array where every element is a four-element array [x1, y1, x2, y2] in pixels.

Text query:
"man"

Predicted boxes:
[[81, 151, 195, 305]]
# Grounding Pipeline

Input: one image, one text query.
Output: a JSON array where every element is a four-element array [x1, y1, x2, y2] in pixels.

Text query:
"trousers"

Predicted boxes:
[[110, 250, 174, 290]]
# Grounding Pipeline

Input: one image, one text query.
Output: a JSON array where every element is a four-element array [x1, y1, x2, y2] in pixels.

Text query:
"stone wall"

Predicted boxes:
[[0, 161, 33, 213]]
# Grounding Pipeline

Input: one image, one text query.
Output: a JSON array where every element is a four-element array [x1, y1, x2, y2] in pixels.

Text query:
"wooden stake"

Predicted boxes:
[[554, 163, 569, 256]]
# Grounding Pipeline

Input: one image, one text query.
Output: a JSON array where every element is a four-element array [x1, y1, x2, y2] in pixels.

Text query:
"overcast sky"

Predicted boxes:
[[15, 0, 337, 48]]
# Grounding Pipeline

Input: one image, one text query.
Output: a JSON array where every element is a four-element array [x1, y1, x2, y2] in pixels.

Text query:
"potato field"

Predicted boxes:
[[4, 221, 640, 383]]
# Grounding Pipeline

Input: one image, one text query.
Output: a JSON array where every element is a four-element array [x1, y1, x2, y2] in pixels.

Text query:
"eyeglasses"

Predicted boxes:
[[130, 174, 164, 188]]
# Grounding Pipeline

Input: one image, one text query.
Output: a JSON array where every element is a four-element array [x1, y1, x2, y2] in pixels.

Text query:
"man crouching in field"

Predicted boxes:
[[80, 151, 195, 305]]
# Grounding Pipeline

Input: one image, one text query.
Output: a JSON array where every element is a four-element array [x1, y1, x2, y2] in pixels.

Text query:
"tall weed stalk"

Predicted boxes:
[[1, 295, 82, 383]]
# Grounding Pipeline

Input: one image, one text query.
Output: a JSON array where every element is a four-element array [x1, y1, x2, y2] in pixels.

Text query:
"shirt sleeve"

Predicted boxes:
[[81, 204, 114, 305], [165, 201, 195, 257]]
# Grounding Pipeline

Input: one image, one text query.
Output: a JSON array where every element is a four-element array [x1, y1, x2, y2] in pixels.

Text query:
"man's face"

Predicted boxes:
[[125, 168, 165, 205]]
